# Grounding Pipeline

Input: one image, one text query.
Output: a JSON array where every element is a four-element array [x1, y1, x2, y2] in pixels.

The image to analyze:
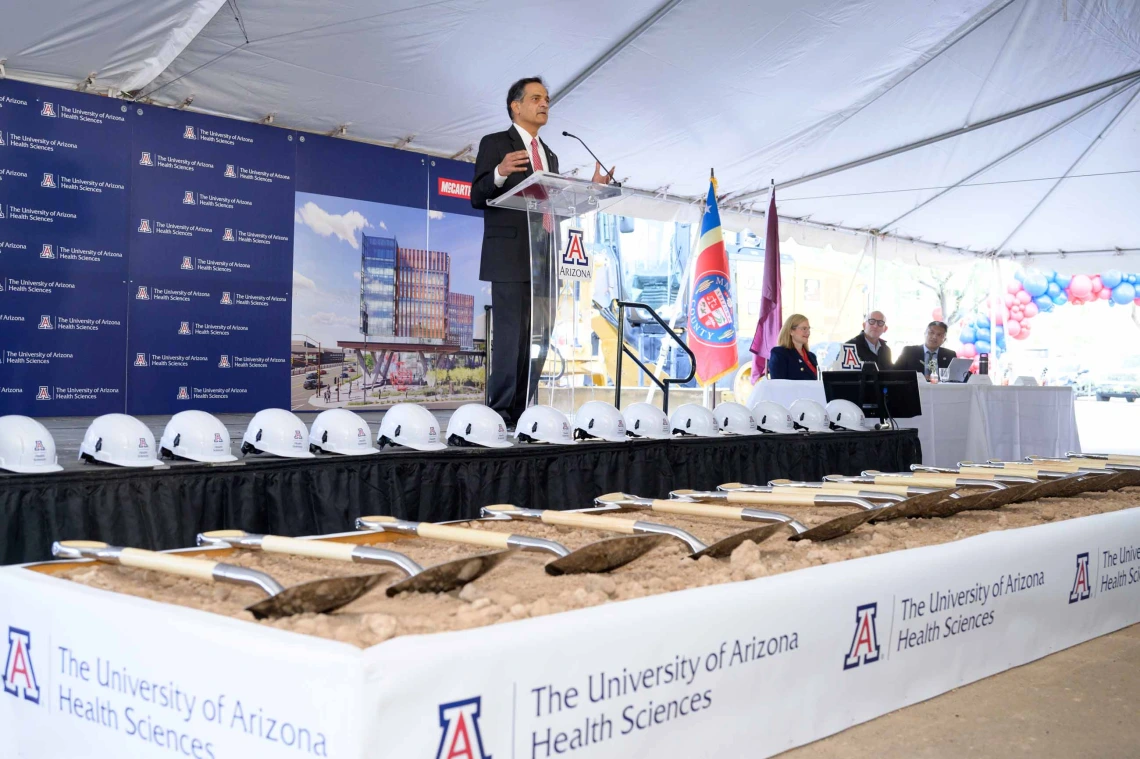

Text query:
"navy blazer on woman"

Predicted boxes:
[[768, 345, 818, 380]]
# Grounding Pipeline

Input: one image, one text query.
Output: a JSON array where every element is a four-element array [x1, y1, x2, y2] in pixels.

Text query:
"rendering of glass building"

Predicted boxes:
[[396, 248, 450, 341], [448, 292, 475, 350], [360, 233, 397, 337]]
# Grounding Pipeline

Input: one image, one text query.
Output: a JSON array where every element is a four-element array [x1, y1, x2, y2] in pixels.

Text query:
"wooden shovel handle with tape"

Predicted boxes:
[[361, 515, 512, 549], [56, 540, 219, 582], [489, 505, 639, 534], [645, 500, 753, 521], [771, 479, 922, 496]]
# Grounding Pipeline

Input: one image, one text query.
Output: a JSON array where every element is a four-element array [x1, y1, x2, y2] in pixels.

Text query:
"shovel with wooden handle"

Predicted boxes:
[[860, 470, 1011, 489], [1069, 451, 1140, 466], [739, 481, 960, 521], [910, 465, 1042, 484], [197, 530, 511, 596], [480, 504, 788, 560], [1028, 456, 1140, 471], [593, 492, 869, 542], [759, 480, 909, 503], [355, 516, 665, 576], [51, 540, 385, 619]]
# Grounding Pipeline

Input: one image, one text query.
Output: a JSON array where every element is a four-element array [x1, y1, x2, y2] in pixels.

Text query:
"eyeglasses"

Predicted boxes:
[[866, 318, 885, 327]]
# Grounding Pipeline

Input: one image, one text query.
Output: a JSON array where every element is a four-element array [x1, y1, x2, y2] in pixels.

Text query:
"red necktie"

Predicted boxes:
[[530, 137, 553, 232]]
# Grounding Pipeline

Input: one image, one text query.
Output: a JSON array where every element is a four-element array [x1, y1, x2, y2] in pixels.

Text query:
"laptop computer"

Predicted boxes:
[[944, 357, 973, 383]]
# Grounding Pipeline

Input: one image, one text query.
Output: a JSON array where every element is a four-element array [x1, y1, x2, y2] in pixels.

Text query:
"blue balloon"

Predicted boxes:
[[975, 340, 992, 355], [1014, 270, 1026, 282], [996, 334, 1007, 350], [1053, 273, 1071, 289], [1022, 271, 1049, 297], [1052, 292, 1069, 306], [1129, 274, 1137, 285], [1035, 296, 1054, 313], [1046, 282, 1061, 298], [1111, 282, 1137, 305], [975, 313, 990, 328], [1102, 269, 1123, 289], [1043, 270, 1057, 282], [975, 327, 991, 343], [960, 327, 977, 344]]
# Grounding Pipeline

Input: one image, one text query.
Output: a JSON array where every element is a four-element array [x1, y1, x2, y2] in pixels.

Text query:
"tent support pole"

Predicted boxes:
[[726, 67, 1140, 205], [994, 85, 1140, 253], [550, 0, 686, 108], [877, 81, 1139, 234]]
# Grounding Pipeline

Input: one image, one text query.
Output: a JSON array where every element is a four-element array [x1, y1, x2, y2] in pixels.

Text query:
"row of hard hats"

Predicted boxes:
[[0, 398, 871, 472]]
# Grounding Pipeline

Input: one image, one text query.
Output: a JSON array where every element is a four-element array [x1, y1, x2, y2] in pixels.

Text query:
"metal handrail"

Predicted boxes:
[[613, 300, 695, 413]]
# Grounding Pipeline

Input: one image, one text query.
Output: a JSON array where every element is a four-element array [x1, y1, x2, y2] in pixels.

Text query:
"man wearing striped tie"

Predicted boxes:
[[471, 76, 612, 426]]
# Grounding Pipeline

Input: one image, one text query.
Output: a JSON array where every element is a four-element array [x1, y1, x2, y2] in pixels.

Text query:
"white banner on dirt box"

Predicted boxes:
[[1, 507, 1138, 759]]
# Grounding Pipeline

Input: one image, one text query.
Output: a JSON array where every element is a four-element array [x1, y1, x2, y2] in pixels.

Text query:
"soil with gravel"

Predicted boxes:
[[53, 487, 1140, 648]]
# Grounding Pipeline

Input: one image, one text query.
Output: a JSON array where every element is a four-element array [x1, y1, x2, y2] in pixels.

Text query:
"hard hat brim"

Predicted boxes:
[[1, 462, 64, 473]]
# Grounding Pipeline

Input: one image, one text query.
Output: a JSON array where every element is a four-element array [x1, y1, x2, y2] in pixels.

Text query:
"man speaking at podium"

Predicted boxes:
[[471, 76, 611, 426]]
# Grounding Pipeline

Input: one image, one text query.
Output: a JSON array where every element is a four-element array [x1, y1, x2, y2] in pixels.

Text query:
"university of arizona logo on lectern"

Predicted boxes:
[[558, 229, 592, 281], [436, 697, 491, 759]]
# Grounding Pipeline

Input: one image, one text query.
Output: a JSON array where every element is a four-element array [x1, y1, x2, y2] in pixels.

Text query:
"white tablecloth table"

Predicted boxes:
[[745, 378, 827, 409], [898, 383, 1081, 468]]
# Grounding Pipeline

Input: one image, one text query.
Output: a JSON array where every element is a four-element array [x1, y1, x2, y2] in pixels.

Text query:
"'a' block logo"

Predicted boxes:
[[0, 132, 6, 147], [136, 286, 150, 300], [436, 697, 490, 759], [138, 219, 152, 233], [40, 173, 56, 189], [38, 315, 52, 330], [181, 256, 194, 271], [134, 353, 148, 367], [139, 151, 153, 166], [40, 102, 56, 117], [1069, 552, 1091, 604], [40, 244, 54, 259], [224, 164, 236, 178], [840, 343, 862, 370], [3, 627, 40, 704], [182, 191, 196, 205], [178, 321, 191, 335], [220, 291, 232, 305], [218, 354, 231, 368], [222, 228, 234, 242], [36, 386, 51, 401], [562, 229, 589, 266], [176, 386, 190, 400], [183, 126, 196, 140], [843, 602, 880, 670]]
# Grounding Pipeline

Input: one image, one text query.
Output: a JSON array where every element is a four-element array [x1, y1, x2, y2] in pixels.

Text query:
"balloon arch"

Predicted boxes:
[[950, 268, 1140, 368]]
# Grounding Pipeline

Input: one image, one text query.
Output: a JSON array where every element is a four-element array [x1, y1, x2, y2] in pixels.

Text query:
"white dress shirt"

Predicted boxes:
[[493, 123, 547, 187]]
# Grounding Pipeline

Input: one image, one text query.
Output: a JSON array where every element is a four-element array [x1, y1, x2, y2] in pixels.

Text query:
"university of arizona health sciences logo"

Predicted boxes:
[[181, 256, 194, 271], [1069, 552, 1091, 604], [224, 164, 236, 178], [220, 291, 232, 305], [40, 244, 54, 259], [138, 219, 152, 233], [436, 697, 490, 759], [40, 102, 56, 117], [139, 151, 153, 166], [38, 315, 52, 330], [176, 386, 190, 400], [136, 286, 150, 300], [218, 355, 231, 368], [3, 627, 40, 704], [182, 191, 196, 205], [223, 228, 234, 242], [690, 273, 735, 346], [843, 602, 881, 670], [178, 321, 191, 335], [134, 353, 148, 367], [36, 386, 51, 401], [40, 173, 56, 189], [183, 126, 196, 140]]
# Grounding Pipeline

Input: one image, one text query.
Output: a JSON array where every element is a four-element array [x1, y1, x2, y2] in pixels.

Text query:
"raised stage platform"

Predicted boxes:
[[0, 412, 920, 565]]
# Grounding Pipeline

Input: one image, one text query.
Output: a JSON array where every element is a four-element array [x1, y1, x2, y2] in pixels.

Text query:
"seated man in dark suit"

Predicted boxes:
[[845, 311, 892, 367], [895, 320, 957, 379]]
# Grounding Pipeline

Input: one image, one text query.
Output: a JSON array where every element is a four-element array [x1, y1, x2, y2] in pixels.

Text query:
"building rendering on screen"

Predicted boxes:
[[358, 232, 472, 345]]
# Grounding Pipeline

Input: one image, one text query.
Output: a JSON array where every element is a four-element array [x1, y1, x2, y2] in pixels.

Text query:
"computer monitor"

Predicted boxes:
[[822, 366, 922, 422]]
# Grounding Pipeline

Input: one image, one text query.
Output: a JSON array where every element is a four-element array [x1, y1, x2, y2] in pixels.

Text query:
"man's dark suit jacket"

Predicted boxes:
[[844, 332, 893, 368], [895, 345, 957, 374], [768, 346, 818, 380], [470, 126, 559, 283]]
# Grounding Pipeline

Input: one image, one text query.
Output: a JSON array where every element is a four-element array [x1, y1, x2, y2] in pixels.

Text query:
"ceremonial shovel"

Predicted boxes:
[[355, 516, 665, 576], [730, 481, 958, 521], [594, 492, 869, 543], [671, 487, 897, 538], [1069, 451, 1140, 466], [196, 530, 510, 596], [51, 540, 384, 619], [480, 504, 783, 560]]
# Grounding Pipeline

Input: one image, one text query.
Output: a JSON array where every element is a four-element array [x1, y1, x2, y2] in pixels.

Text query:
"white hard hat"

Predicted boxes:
[[309, 408, 379, 456], [514, 405, 575, 445], [573, 401, 627, 442], [789, 399, 830, 432], [159, 410, 238, 463], [749, 401, 796, 434], [622, 402, 671, 439], [446, 404, 512, 448], [376, 403, 446, 451], [715, 402, 760, 435], [79, 413, 162, 467], [670, 403, 719, 437], [0, 415, 63, 473], [826, 399, 867, 432], [240, 409, 315, 458]]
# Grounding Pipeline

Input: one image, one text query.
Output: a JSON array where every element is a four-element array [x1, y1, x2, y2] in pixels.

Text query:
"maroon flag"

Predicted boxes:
[[749, 188, 782, 380]]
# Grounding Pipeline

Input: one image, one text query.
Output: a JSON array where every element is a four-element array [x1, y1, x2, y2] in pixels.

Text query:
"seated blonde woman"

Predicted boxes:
[[768, 314, 818, 380]]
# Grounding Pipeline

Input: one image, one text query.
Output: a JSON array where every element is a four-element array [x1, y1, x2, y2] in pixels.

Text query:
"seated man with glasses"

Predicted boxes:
[[896, 320, 957, 379], [845, 311, 892, 367]]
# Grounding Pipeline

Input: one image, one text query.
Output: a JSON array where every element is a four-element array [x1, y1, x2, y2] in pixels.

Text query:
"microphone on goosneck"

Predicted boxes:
[[562, 131, 620, 187]]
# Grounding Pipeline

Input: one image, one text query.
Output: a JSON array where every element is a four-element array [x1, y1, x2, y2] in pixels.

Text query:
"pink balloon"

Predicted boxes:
[[1016, 290, 1032, 304], [1098, 287, 1112, 300], [931, 307, 943, 321], [1005, 320, 1022, 338], [1001, 293, 1016, 308], [1090, 275, 1103, 293], [1023, 301, 1039, 318], [1069, 274, 1092, 299], [1134, 297, 1140, 306], [1007, 281, 1023, 295], [958, 344, 978, 359]]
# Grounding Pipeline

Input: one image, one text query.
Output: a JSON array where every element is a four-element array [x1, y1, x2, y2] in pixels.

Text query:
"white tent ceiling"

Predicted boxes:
[[3, 0, 1139, 265]]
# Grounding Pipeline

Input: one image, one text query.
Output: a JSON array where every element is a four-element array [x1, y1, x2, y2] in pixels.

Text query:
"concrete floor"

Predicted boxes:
[[782, 622, 1140, 758]]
